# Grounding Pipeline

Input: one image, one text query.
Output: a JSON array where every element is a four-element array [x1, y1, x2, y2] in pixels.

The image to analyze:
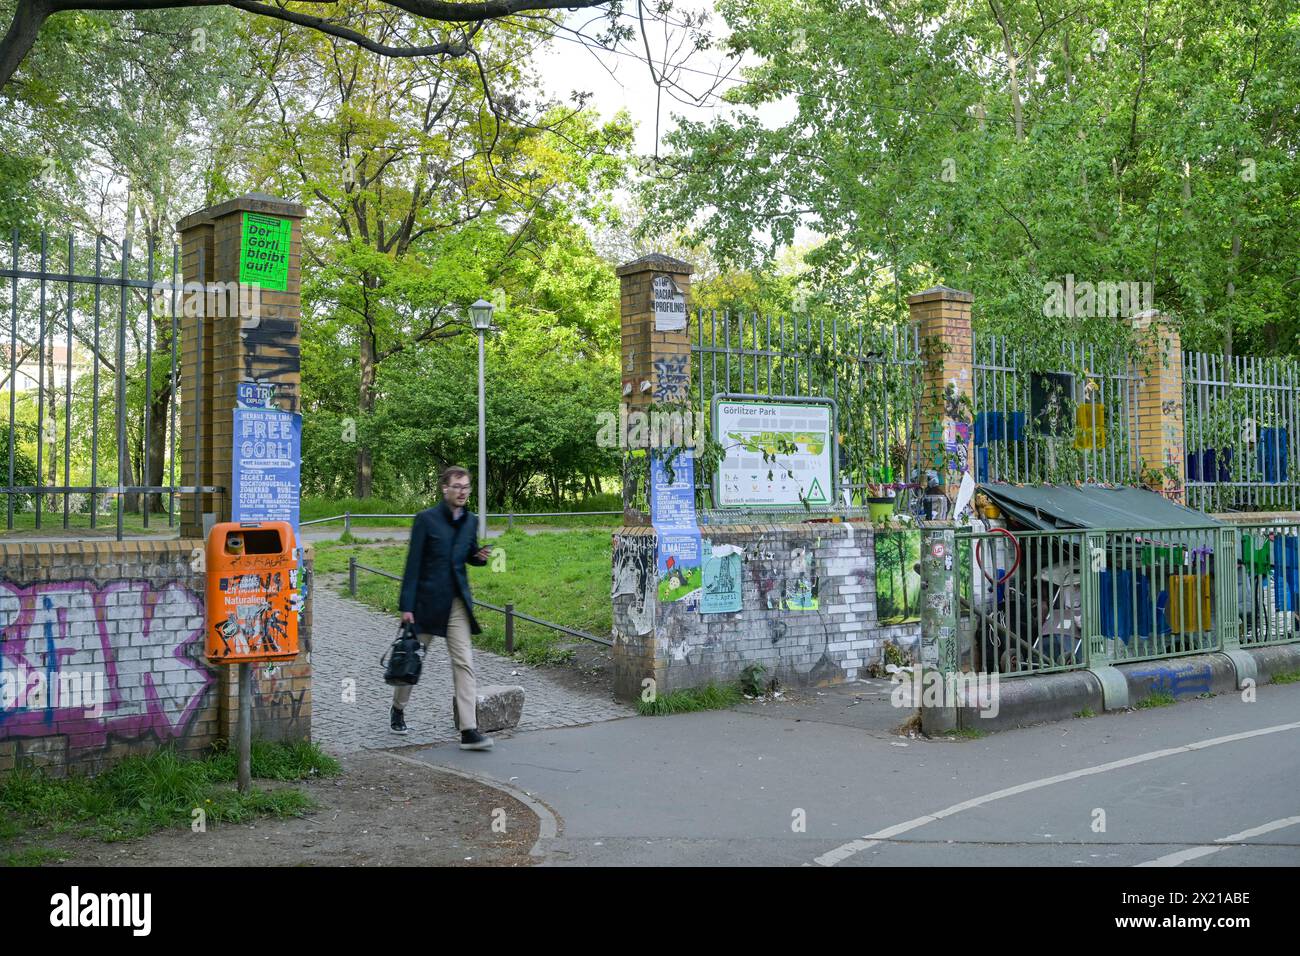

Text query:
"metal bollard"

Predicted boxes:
[[348, 555, 357, 596], [505, 603, 515, 654], [508, 511, 514, 532], [344, 510, 351, 536]]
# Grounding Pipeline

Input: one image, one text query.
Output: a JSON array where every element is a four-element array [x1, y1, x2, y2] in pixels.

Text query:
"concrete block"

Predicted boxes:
[[454, 684, 525, 733]]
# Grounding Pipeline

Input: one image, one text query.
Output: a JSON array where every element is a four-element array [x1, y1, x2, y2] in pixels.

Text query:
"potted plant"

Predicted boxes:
[[866, 466, 897, 522]]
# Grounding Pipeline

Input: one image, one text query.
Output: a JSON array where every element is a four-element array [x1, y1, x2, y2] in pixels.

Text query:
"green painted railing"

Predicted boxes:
[[956, 520, 1300, 677]]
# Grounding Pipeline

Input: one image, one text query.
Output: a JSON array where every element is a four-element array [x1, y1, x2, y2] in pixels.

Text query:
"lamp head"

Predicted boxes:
[[469, 298, 494, 331]]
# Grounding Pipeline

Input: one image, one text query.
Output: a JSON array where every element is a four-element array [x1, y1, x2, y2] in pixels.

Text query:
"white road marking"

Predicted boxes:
[[1135, 815, 1300, 867], [813, 720, 1300, 867]]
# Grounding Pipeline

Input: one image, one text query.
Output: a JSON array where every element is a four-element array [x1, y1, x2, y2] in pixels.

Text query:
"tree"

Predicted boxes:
[[644, 0, 1300, 355], [250, 1, 630, 497]]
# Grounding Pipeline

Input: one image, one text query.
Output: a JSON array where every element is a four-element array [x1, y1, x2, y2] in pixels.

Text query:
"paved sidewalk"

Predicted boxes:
[[310, 587, 633, 754], [410, 682, 1300, 866]]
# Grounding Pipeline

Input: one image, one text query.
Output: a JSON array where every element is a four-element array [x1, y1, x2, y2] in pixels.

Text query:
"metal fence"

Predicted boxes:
[[691, 309, 923, 502], [958, 521, 1300, 677], [2, 228, 221, 539], [971, 333, 1142, 486], [1182, 351, 1300, 512], [347, 558, 612, 649]]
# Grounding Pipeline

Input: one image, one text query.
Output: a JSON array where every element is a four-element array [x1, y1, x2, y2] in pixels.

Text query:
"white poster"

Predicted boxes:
[[714, 398, 834, 508], [653, 274, 687, 331]]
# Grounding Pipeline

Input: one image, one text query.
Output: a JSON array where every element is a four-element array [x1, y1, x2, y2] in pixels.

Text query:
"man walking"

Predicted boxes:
[[393, 465, 494, 750]]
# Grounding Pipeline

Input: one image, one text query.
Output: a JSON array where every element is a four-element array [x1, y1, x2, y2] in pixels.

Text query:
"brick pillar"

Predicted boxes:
[[909, 286, 974, 503], [176, 193, 306, 537], [176, 194, 310, 744], [1131, 310, 1185, 501], [615, 254, 694, 523], [611, 254, 693, 701]]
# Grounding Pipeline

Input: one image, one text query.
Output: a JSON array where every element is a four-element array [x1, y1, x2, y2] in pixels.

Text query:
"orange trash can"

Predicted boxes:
[[205, 521, 300, 663]]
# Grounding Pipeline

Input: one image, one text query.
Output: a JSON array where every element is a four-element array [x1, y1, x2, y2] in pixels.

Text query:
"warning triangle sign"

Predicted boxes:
[[806, 477, 828, 503]]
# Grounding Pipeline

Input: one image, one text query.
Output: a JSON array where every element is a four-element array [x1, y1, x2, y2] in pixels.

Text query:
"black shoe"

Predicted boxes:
[[390, 706, 408, 735], [459, 729, 493, 751]]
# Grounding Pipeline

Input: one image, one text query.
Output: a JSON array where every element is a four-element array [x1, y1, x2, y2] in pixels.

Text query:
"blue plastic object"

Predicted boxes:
[[1258, 428, 1289, 483], [1135, 572, 1171, 638], [1273, 535, 1299, 612], [1100, 569, 1135, 642]]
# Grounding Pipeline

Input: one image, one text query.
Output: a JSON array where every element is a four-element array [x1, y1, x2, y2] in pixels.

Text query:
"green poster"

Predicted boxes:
[[239, 213, 292, 291], [875, 530, 922, 625]]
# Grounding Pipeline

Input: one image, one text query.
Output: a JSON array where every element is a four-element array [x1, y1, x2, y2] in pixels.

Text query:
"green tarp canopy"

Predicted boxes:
[[978, 483, 1221, 531]]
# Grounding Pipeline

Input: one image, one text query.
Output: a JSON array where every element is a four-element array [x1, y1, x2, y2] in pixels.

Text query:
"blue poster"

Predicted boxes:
[[650, 453, 696, 527], [232, 407, 302, 537], [650, 452, 701, 604]]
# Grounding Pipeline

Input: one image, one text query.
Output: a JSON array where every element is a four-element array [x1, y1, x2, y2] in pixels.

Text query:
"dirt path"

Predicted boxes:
[[9, 751, 539, 867]]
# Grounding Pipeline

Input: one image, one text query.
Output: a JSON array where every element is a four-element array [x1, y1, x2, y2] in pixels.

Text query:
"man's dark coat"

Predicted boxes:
[[398, 500, 487, 636]]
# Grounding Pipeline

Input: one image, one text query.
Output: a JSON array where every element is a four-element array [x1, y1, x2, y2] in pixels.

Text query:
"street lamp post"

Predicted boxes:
[[469, 299, 495, 540]]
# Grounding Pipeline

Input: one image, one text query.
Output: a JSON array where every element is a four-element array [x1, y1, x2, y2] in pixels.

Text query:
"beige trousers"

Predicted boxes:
[[392, 598, 477, 730]]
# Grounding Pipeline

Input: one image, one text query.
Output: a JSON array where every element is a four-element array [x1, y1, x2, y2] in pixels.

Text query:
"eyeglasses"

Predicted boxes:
[[447, 484, 471, 492]]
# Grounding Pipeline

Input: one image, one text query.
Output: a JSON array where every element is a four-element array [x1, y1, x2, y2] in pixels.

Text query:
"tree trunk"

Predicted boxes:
[[1224, 233, 1240, 357], [354, 329, 376, 499], [0, 0, 50, 91], [146, 380, 171, 514]]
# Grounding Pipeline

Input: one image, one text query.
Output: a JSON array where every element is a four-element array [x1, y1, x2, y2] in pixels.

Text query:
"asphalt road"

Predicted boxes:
[[412, 681, 1300, 867]]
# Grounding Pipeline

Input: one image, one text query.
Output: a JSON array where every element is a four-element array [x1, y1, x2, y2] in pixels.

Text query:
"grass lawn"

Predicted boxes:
[[301, 494, 623, 531], [314, 528, 614, 665], [0, 740, 339, 861]]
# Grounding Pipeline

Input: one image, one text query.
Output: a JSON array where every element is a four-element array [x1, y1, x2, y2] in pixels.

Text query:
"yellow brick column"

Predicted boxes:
[[176, 194, 310, 744], [615, 253, 694, 523], [909, 286, 975, 504], [176, 194, 306, 536], [612, 254, 693, 701], [1131, 309, 1185, 501]]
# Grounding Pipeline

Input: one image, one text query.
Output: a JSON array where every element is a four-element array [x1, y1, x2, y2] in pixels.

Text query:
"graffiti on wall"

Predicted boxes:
[[0, 580, 215, 746], [612, 536, 655, 637]]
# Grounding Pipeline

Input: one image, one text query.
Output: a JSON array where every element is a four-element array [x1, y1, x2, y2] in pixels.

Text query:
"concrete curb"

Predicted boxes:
[[382, 751, 562, 861], [947, 644, 1300, 734], [956, 670, 1102, 732]]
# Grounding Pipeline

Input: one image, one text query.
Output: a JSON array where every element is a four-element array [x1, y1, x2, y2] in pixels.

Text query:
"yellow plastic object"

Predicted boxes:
[[1167, 573, 1213, 634], [1074, 403, 1107, 451]]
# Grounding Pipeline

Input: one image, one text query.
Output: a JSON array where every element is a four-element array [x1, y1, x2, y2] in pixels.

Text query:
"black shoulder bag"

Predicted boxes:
[[382, 621, 424, 686]]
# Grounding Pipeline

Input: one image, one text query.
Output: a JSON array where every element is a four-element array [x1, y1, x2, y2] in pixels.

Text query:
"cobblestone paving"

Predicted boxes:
[[311, 586, 633, 754]]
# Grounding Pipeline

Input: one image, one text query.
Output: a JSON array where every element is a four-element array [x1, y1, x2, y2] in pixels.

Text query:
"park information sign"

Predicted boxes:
[[239, 213, 292, 291], [713, 396, 835, 508], [232, 406, 302, 536]]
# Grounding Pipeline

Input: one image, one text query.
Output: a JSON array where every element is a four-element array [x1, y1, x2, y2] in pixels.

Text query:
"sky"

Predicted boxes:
[[531, 6, 794, 159]]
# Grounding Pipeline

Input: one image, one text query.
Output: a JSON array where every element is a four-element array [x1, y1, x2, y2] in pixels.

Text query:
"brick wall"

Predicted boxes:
[[0, 539, 313, 777], [612, 522, 920, 699]]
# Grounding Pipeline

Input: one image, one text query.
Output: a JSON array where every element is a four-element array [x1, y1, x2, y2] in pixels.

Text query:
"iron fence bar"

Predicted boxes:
[[36, 234, 46, 529], [117, 230, 129, 540], [7, 229, 15, 530], [63, 233, 73, 528], [349, 560, 612, 646], [169, 242, 179, 526], [144, 235, 153, 529], [91, 236, 101, 528]]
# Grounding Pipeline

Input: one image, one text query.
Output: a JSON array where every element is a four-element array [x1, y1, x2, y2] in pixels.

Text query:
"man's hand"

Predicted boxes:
[[401, 611, 414, 624], [474, 546, 492, 562]]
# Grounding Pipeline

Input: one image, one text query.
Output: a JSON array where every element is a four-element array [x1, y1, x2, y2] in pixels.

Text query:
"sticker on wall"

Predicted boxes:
[[700, 541, 742, 614]]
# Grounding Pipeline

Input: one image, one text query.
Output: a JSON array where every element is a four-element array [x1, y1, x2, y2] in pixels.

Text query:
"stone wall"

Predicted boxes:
[[0, 539, 313, 777], [612, 521, 920, 699]]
